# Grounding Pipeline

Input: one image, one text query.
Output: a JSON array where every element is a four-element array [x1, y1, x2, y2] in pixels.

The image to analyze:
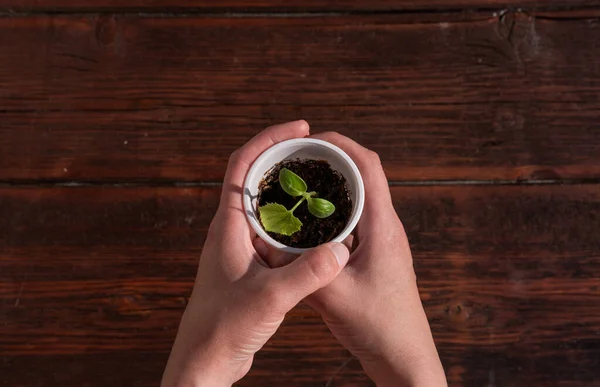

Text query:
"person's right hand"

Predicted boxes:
[[255, 132, 447, 387]]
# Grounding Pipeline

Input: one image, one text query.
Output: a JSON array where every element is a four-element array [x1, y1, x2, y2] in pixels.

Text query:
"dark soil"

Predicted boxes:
[[257, 159, 352, 248]]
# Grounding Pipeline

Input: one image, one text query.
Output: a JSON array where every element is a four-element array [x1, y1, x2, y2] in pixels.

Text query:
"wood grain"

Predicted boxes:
[[1, 0, 600, 12], [1, 12, 600, 182], [1, 185, 599, 386]]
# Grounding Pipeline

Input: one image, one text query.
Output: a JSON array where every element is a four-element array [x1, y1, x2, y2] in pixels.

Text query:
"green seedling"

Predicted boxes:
[[259, 168, 336, 236]]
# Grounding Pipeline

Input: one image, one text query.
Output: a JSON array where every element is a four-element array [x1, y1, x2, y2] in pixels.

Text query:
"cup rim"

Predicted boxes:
[[242, 138, 365, 255]]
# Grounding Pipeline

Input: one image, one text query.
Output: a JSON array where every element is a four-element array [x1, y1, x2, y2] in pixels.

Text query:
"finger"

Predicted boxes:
[[310, 132, 396, 236], [351, 233, 360, 251], [310, 132, 392, 211], [216, 121, 310, 238], [342, 234, 354, 252], [253, 238, 296, 268], [265, 242, 350, 310], [253, 237, 269, 257], [220, 120, 310, 214]]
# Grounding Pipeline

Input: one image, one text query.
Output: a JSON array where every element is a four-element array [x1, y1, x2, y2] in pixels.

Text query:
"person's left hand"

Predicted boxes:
[[161, 120, 350, 387]]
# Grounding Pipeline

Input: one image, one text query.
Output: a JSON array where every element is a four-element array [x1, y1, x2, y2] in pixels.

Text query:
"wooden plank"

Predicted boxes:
[[1, 185, 599, 386], [1, 0, 600, 12], [1, 13, 600, 182], [1, 349, 373, 387], [2, 102, 600, 182]]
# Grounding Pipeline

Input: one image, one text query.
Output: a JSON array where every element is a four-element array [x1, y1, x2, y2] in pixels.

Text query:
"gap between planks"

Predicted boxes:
[[1, 5, 600, 18]]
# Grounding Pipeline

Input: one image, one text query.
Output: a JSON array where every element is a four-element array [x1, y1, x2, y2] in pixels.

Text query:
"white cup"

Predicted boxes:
[[243, 138, 365, 255]]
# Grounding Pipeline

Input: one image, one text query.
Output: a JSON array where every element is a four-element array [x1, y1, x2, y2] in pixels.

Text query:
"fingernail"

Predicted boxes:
[[330, 243, 349, 267]]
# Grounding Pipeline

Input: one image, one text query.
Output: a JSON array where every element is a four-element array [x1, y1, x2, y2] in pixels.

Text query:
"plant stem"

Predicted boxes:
[[290, 192, 317, 214], [290, 197, 306, 214]]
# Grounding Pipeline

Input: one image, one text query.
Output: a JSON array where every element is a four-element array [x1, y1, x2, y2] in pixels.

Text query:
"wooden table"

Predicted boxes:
[[1, 1, 599, 386]]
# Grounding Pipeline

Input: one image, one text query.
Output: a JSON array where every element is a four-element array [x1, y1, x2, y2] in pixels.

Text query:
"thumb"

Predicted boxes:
[[268, 242, 350, 310]]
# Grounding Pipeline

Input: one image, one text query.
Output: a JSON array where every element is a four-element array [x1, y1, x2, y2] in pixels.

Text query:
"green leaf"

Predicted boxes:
[[307, 197, 336, 219], [279, 168, 307, 197], [259, 203, 303, 236]]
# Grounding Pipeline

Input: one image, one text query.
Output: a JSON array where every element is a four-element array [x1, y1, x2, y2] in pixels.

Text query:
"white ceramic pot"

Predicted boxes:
[[243, 138, 365, 255]]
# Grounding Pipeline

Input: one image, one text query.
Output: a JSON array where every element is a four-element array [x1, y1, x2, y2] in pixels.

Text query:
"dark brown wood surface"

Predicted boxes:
[[2, 1, 600, 386], [1, 186, 599, 386], [1, 0, 600, 11], [2, 12, 600, 182]]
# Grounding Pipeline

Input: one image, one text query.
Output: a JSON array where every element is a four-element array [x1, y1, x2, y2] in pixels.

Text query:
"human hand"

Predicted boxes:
[[257, 132, 447, 387], [161, 121, 351, 387]]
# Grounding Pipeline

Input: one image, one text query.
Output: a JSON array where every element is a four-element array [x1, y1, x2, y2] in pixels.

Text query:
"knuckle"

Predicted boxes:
[[320, 131, 340, 138], [367, 149, 381, 165], [228, 149, 242, 165], [317, 131, 344, 143], [206, 218, 220, 239]]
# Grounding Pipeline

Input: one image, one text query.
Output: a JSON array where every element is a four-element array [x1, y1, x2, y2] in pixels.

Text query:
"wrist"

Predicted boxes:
[[162, 370, 230, 387], [161, 359, 234, 387], [360, 292, 447, 387], [364, 358, 447, 387], [162, 343, 238, 387], [360, 335, 447, 387], [162, 309, 242, 387]]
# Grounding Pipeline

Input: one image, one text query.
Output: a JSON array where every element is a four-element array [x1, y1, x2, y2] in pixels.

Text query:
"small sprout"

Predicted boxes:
[[258, 203, 303, 236], [279, 168, 307, 197], [259, 168, 336, 236], [308, 197, 336, 219]]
